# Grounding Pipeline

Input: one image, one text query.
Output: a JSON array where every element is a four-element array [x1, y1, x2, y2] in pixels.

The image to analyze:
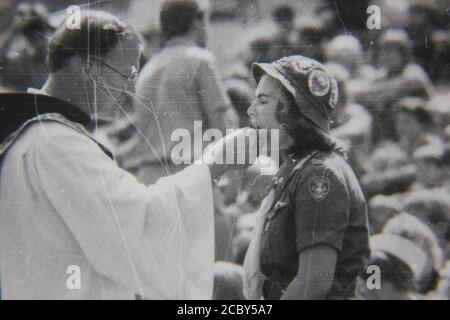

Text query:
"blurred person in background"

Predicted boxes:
[[402, 189, 450, 257], [324, 34, 380, 104], [248, 37, 279, 66], [230, 230, 252, 266], [374, 28, 434, 98], [382, 212, 444, 297], [224, 77, 253, 128], [295, 17, 326, 62], [243, 55, 370, 300], [410, 115, 450, 187], [213, 262, 245, 300], [310, 0, 340, 40], [310, 0, 370, 40], [430, 30, 450, 87], [358, 234, 426, 300], [0, 1, 54, 91], [138, 27, 161, 67], [326, 63, 372, 177], [427, 93, 450, 136], [324, 35, 378, 81], [213, 181, 241, 262], [406, 1, 447, 77], [393, 97, 437, 156], [120, 0, 237, 185], [438, 262, 450, 299], [270, 4, 297, 60], [368, 195, 402, 235], [355, 29, 435, 143], [361, 142, 416, 199], [413, 145, 450, 190]]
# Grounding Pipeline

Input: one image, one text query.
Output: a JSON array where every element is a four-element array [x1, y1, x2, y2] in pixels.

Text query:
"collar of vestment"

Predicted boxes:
[[0, 92, 113, 159]]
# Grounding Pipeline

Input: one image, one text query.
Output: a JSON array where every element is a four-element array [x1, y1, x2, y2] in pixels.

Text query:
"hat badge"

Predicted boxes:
[[308, 69, 331, 97]]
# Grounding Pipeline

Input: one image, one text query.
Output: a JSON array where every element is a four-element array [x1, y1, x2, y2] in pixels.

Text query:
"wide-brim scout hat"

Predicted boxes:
[[252, 55, 338, 132]]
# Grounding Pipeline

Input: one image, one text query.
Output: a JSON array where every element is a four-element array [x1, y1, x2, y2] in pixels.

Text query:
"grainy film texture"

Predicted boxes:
[[0, 0, 449, 301]]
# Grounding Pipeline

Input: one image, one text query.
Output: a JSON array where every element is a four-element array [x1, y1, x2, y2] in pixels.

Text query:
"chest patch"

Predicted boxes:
[[308, 176, 330, 202]]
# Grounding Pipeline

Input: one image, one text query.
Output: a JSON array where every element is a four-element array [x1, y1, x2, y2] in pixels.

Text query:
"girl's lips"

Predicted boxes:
[[249, 118, 260, 130]]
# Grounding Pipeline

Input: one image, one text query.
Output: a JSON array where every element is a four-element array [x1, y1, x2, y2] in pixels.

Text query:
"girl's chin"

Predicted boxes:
[[250, 124, 266, 130]]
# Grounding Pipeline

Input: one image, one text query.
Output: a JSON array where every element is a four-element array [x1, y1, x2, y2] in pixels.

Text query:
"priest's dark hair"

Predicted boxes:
[[47, 10, 139, 72]]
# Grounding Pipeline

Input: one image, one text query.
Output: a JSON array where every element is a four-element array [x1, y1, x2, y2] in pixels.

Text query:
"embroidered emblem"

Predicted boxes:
[[308, 70, 331, 97], [308, 176, 330, 202], [291, 58, 315, 74]]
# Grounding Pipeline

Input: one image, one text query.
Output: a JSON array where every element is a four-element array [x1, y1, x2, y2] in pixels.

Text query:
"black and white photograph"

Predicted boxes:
[[0, 0, 449, 304]]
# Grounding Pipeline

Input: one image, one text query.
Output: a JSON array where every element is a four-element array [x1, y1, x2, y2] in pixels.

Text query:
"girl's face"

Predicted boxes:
[[247, 74, 295, 153], [247, 75, 285, 130]]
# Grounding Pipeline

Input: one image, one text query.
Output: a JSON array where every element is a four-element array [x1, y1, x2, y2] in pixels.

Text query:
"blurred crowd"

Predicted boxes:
[[206, 0, 450, 300], [0, 0, 449, 300]]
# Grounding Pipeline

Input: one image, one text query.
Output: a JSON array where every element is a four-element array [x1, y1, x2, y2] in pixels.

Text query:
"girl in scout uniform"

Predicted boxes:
[[243, 55, 370, 300]]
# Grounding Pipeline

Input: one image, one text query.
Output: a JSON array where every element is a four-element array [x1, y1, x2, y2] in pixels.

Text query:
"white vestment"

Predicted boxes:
[[0, 120, 214, 300]]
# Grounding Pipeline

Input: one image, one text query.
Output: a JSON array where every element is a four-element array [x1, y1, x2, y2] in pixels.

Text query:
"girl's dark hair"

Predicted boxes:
[[276, 86, 345, 158]]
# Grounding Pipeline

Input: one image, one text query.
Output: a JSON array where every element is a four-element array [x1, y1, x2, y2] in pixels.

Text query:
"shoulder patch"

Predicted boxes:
[[308, 175, 330, 202]]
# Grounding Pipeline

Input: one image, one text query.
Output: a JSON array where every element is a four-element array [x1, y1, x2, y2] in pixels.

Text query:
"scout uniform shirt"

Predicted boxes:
[[259, 151, 370, 299]]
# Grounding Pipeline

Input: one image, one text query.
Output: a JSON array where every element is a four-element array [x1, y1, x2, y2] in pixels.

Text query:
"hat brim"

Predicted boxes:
[[251, 62, 297, 99]]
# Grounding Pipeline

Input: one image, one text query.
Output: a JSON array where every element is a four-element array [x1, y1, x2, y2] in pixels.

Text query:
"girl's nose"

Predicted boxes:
[[247, 101, 256, 117]]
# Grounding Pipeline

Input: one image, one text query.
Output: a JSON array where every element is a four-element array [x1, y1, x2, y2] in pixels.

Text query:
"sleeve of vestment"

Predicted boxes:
[[28, 122, 215, 299]]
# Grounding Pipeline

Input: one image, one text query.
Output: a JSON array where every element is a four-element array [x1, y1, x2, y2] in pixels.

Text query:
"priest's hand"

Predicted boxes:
[[196, 127, 259, 181]]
